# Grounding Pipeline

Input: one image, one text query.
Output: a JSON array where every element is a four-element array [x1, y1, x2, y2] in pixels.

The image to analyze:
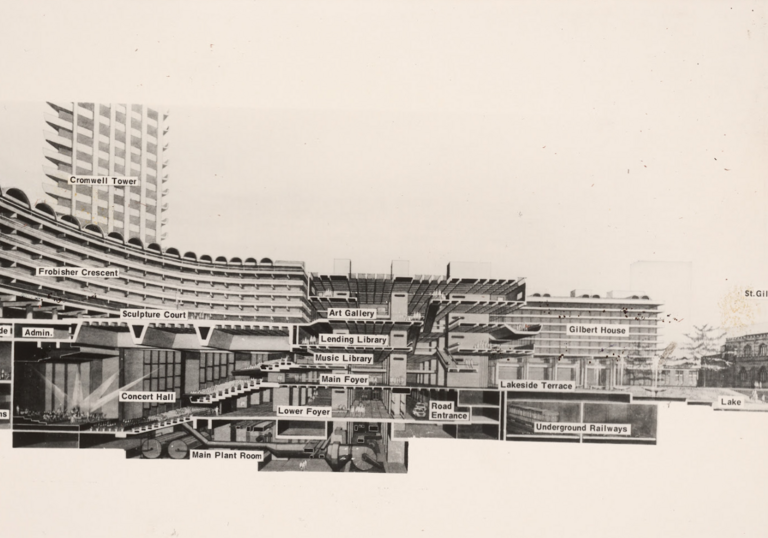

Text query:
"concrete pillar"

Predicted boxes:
[[273, 387, 289, 411], [389, 353, 407, 386], [108, 103, 117, 231], [331, 388, 346, 411], [44, 363, 54, 411], [123, 104, 132, 234], [183, 355, 200, 394], [551, 357, 558, 381], [430, 359, 437, 386]]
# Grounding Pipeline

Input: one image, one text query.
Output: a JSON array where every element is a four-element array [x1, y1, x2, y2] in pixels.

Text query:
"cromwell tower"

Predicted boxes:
[[42, 102, 170, 245]]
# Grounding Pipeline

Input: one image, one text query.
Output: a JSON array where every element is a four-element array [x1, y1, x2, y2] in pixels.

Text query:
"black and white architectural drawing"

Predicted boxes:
[[0, 103, 763, 471]]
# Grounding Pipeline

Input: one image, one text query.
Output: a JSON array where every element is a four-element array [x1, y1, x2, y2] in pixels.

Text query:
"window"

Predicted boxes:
[[142, 350, 182, 416], [198, 352, 235, 389]]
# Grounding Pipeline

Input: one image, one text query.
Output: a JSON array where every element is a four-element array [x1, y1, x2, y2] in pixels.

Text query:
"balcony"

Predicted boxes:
[[44, 113, 73, 132], [44, 130, 73, 150], [42, 165, 72, 183]]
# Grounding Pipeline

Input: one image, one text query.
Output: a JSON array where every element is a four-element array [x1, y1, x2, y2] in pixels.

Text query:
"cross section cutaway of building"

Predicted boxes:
[[0, 186, 679, 471]]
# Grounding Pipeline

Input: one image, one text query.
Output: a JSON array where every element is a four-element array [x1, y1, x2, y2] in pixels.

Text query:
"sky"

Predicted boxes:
[[0, 0, 766, 345]]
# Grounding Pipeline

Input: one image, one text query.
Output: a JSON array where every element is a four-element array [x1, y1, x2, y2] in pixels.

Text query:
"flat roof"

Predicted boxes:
[[526, 296, 663, 306]]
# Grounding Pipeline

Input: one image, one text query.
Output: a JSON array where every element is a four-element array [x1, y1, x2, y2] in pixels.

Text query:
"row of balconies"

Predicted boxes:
[[49, 102, 167, 126], [45, 111, 161, 146], [0, 269, 311, 316], [0, 265, 310, 320], [43, 150, 160, 181], [45, 129, 162, 163], [1, 235, 306, 298], [0, 210, 306, 284]]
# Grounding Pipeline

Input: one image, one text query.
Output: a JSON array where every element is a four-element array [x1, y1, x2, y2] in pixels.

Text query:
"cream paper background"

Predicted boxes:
[[0, 1, 766, 536]]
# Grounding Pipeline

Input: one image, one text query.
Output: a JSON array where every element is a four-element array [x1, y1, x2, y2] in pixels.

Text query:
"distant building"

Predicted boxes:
[[42, 102, 169, 245], [701, 331, 768, 388]]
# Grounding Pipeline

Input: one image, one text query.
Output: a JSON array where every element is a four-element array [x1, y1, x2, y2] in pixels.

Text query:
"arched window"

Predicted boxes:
[[758, 368, 768, 384], [739, 368, 748, 384], [744, 345, 753, 357], [759, 344, 767, 356]]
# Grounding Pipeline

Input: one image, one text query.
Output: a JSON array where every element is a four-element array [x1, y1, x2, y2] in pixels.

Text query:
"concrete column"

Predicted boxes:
[[70, 102, 78, 216], [139, 105, 148, 242], [44, 363, 53, 411], [90, 104, 100, 225], [123, 104, 132, 234], [331, 388, 346, 411], [183, 356, 200, 394], [389, 353, 407, 386], [108, 103, 117, 233], [430, 359, 437, 386], [155, 109, 165, 241], [273, 387, 289, 411], [551, 357, 558, 381]]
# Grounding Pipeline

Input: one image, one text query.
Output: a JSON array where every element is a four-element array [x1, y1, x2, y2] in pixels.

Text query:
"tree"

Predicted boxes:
[[683, 324, 726, 387], [683, 324, 726, 360]]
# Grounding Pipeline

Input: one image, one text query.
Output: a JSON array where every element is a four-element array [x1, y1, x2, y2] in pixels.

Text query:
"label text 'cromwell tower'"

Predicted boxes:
[[42, 102, 169, 245]]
